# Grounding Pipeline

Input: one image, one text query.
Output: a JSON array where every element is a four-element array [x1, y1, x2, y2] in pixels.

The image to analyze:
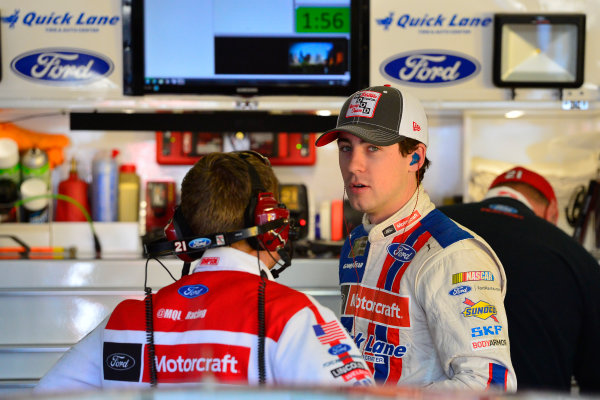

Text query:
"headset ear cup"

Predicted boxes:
[[255, 193, 290, 251], [244, 195, 259, 249], [164, 206, 198, 262]]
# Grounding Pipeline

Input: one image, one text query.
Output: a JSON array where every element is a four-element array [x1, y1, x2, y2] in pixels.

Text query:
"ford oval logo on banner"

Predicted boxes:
[[178, 284, 209, 299], [10, 48, 113, 85], [380, 50, 480, 86]]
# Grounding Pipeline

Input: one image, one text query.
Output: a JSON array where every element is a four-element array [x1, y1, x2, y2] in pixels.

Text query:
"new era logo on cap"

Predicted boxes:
[[413, 121, 421, 132]]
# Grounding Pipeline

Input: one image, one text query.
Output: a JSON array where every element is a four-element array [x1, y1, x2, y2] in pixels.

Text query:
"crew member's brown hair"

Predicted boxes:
[[180, 152, 279, 236]]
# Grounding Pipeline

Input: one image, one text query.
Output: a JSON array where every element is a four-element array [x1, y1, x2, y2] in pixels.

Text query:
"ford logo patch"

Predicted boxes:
[[328, 343, 351, 356], [449, 285, 471, 296], [178, 284, 209, 299], [10, 47, 113, 85], [387, 243, 415, 262], [380, 50, 480, 86], [105, 353, 135, 371], [189, 238, 211, 249]]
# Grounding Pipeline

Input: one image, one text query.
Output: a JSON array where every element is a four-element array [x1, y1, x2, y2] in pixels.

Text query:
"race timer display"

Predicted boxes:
[[295, 7, 350, 33]]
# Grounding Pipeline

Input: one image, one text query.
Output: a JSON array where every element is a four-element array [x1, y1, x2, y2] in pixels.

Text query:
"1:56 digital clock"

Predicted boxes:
[[295, 7, 350, 33]]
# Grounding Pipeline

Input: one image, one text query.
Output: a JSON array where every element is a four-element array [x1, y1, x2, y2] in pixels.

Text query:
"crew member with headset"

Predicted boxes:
[[35, 151, 374, 390]]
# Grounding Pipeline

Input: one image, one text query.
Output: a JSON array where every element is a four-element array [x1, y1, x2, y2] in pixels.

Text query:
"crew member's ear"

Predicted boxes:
[[408, 144, 426, 170], [544, 199, 559, 225]]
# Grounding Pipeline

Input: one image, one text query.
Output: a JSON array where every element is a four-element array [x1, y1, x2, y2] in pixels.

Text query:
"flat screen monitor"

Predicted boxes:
[[123, 0, 369, 96]]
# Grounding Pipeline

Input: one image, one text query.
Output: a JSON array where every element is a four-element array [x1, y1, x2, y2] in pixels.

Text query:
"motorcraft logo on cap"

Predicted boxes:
[[380, 50, 480, 86], [11, 48, 113, 85], [345, 91, 382, 118]]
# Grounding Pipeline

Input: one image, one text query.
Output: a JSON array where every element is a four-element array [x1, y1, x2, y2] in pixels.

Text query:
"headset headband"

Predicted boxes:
[[145, 218, 288, 259]]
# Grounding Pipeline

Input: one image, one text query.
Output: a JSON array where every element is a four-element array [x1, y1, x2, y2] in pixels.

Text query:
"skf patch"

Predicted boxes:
[[462, 298, 499, 322], [349, 237, 368, 257], [103, 342, 142, 382], [471, 325, 503, 337], [452, 270, 494, 284]]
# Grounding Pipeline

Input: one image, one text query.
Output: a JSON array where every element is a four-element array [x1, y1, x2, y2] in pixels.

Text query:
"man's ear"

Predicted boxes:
[[544, 199, 559, 225], [408, 143, 426, 171]]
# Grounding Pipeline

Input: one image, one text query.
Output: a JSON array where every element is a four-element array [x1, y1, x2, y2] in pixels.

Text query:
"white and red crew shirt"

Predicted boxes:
[[36, 247, 373, 390], [339, 186, 517, 391]]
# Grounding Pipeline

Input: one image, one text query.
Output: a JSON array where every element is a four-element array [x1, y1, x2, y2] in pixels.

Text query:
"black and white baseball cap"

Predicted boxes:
[[315, 85, 428, 147]]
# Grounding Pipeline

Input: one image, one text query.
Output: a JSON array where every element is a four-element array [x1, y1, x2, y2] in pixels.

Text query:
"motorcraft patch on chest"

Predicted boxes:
[[341, 284, 410, 327]]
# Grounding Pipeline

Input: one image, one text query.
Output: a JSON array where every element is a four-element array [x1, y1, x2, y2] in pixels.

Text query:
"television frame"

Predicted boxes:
[[122, 0, 369, 96]]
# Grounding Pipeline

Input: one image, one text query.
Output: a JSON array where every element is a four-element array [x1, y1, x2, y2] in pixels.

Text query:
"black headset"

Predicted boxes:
[[144, 151, 294, 276]]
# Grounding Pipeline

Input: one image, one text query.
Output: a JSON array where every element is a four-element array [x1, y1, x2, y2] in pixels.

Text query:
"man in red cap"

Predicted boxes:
[[316, 85, 516, 391], [439, 166, 600, 394]]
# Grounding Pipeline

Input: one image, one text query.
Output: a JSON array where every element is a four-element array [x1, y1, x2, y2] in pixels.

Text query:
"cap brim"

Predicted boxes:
[[315, 125, 406, 147]]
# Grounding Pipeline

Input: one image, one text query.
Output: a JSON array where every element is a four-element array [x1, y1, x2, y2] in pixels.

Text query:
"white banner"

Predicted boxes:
[[0, 0, 122, 99], [370, 0, 600, 101]]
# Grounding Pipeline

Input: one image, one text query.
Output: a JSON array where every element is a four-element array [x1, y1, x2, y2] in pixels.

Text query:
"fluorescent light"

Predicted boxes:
[[505, 110, 524, 118]]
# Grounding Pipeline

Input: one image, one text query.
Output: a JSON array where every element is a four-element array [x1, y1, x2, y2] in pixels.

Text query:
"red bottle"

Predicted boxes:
[[55, 159, 91, 222]]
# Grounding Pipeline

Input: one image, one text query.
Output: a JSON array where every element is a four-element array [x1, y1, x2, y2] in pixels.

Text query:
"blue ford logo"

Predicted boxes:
[[189, 238, 211, 249], [10, 47, 113, 85], [387, 243, 415, 262], [380, 50, 480, 86], [328, 343, 351, 356], [178, 284, 209, 299], [449, 285, 471, 296]]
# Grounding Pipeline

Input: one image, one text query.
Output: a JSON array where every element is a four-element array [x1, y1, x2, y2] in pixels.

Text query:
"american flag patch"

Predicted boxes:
[[313, 321, 347, 345]]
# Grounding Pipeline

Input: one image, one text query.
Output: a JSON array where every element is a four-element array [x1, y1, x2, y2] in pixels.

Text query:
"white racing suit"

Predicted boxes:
[[339, 186, 517, 391], [36, 247, 373, 391]]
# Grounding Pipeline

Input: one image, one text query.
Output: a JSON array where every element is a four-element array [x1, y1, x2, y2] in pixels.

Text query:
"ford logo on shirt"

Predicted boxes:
[[10, 48, 113, 85], [178, 284, 209, 299], [380, 50, 480, 86], [328, 343, 351, 356], [105, 353, 136, 371], [189, 238, 211, 249], [387, 243, 416, 262], [449, 285, 471, 296]]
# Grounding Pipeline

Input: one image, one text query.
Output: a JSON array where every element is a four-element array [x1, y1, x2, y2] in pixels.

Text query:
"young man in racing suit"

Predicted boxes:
[[35, 151, 373, 391], [315, 85, 517, 391]]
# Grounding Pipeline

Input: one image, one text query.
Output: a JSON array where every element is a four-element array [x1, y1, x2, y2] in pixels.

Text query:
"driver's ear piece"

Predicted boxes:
[[410, 153, 420, 166], [164, 206, 198, 262]]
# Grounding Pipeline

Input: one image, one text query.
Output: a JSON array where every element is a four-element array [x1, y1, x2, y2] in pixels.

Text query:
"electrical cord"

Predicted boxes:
[[8, 193, 102, 258], [143, 256, 178, 387]]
